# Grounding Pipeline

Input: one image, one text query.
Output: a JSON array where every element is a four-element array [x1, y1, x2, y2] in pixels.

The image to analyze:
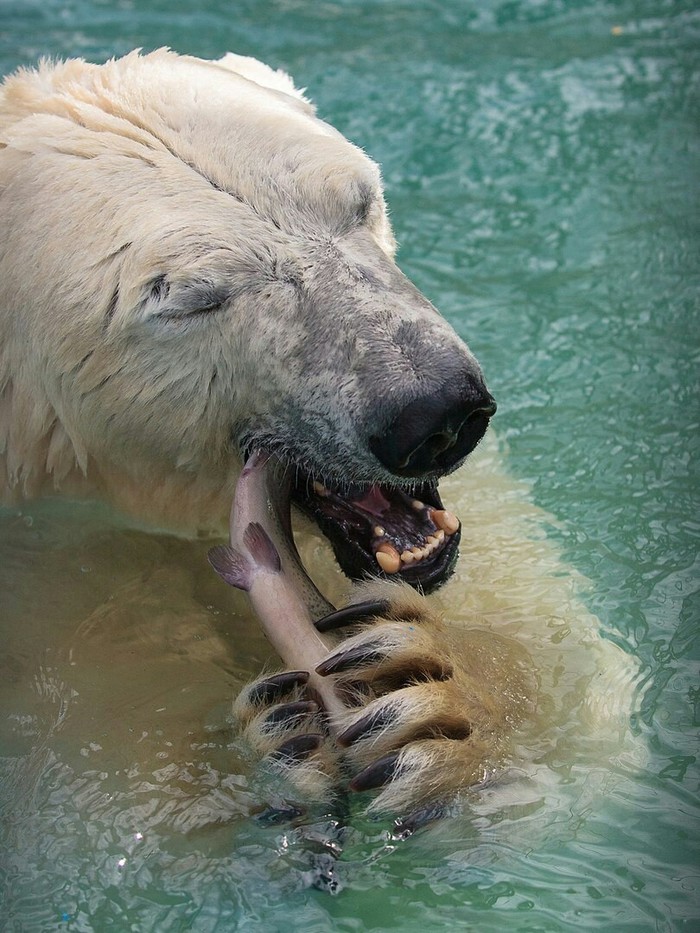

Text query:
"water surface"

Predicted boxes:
[[1, 1, 698, 930]]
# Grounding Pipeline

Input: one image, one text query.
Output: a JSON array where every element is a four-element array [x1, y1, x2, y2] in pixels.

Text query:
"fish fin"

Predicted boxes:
[[207, 545, 252, 591], [243, 522, 282, 573]]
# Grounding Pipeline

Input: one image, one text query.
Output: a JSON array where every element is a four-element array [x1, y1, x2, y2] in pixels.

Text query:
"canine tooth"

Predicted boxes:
[[400, 550, 415, 564], [431, 508, 460, 535], [373, 525, 386, 538], [313, 481, 330, 497], [375, 544, 401, 574]]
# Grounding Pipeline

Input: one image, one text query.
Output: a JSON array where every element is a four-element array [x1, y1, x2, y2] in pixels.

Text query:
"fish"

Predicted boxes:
[[207, 450, 349, 723]]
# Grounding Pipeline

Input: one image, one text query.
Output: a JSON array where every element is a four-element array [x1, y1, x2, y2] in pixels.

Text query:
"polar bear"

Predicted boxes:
[[0, 48, 500, 807], [0, 50, 640, 818], [0, 48, 494, 582]]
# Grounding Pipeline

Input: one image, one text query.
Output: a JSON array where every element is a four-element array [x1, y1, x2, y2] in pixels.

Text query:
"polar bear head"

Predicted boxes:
[[0, 49, 495, 590]]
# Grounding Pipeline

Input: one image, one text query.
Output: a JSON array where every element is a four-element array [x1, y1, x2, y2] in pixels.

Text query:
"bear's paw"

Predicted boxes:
[[236, 582, 534, 815]]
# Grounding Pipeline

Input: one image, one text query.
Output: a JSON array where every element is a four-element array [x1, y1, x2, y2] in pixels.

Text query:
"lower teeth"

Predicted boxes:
[[374, 529, 453, 573]]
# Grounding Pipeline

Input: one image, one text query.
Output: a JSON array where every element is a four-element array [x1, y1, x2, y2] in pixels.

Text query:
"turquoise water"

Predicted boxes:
[[1, 1, 698, 930]]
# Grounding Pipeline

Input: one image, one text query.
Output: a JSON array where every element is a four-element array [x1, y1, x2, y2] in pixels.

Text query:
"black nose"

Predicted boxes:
[[369, 379, 496, 478]]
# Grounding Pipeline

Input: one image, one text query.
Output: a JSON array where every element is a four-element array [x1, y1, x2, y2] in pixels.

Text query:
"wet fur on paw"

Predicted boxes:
[[234, 671, 343, 803], [235, 581, 536, 813]]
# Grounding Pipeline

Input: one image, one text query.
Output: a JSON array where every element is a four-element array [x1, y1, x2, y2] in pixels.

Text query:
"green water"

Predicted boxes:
[[1, 1, 698, 930]]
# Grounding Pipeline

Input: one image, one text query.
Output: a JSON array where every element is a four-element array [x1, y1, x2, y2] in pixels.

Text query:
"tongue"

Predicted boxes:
[[350, 485, 393, 516]]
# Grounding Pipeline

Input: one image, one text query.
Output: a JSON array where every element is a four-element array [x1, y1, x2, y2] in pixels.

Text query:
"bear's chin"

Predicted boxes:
[[289, 470, 462, 593]]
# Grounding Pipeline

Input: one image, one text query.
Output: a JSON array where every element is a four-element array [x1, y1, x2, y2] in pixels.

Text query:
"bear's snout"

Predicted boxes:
[[369, 373, 496, 478]]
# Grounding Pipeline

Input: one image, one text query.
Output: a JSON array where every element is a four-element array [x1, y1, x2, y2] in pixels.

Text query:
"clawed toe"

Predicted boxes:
[[336, 686, 472, 752], [315, 621, 453, 686], [272, 733, 325, 762], [392, 801, 448, 838], [239, 670, 310, 711], [349, 752, 401, 792], [314, 599, 390, 633], [234, 669, 343, 802], [310, 583, 530, 812], [261, 699, 319, 729]]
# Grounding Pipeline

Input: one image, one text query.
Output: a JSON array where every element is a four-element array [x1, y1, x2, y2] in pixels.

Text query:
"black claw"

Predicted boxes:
[[254, 801, 306, 825], [246, 671, 310, 705], [272, 733, 323, 763], [393, 801, 447, 838], [314, 600, 390, 633], [315, 640, 387, 677], [349, 751, 402, 792], [336, 704, 399, 748], [262, 700, 319, 728]]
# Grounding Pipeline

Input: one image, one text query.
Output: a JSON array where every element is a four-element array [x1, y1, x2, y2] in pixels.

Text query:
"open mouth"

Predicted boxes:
[[291, 475, 461, 593]]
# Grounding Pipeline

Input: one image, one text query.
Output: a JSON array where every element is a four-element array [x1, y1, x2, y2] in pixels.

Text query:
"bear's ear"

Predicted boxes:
[[212, 53, 315, 111]]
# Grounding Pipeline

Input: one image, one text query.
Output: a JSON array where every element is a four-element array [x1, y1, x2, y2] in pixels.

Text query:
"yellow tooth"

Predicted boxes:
[[373, 525, 386, 538], [431, 508, 460, 535], [435, 528, 445, 542], [376, 544, 401, 574], [400, 550, 415, 564], [411, 546, 423, 557], [313, 481, 330, 497], [411, 499, 425, 511]]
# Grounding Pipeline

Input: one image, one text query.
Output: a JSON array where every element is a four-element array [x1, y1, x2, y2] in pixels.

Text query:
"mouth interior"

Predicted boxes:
[[291, 475, 461, 592]]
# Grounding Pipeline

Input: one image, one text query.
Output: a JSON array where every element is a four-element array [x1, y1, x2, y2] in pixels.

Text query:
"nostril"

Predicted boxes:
[[370, 387, 496, 478], [414, 402, 494, 467]]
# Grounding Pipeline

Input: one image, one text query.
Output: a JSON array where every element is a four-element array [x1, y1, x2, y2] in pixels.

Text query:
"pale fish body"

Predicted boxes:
[[208, 451, 348, 722]]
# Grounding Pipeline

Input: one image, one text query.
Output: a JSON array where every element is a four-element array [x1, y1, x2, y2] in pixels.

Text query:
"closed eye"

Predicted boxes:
[[158, 298, 227, 319], [146, 276, 230, 320]]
